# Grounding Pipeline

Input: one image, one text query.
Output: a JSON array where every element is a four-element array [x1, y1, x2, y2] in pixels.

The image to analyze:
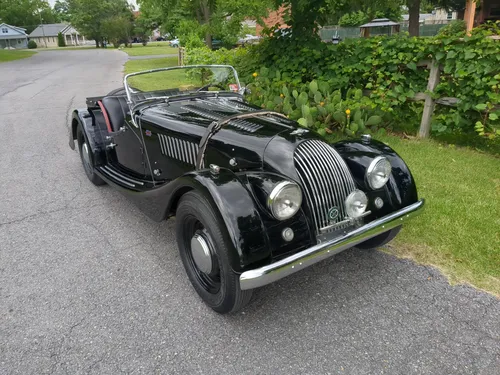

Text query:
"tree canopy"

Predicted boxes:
[[0, 0, 59, 33]]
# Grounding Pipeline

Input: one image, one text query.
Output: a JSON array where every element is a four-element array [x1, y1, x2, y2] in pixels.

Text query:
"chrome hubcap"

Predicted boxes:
[[190, 234, 213, 274], [82, 142, 91, 169]]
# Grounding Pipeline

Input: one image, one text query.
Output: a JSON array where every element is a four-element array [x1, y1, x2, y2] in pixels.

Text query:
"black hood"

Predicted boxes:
[[141, 96, 306, 171]]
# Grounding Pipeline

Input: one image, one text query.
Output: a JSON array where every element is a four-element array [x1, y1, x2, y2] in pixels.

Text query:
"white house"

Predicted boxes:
[[29, 23, 83, 48], [0, 23, 28, 49]]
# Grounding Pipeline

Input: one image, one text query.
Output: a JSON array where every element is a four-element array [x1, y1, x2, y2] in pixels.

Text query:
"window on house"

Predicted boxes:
[[18, 39, 21, 44], [447, 12, 453, 20], [2, 28, 8, 33]]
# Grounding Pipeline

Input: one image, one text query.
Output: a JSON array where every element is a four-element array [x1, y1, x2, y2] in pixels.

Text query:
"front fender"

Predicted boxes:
[[119, 168, 272, 272], [334, 139, 419, 219]]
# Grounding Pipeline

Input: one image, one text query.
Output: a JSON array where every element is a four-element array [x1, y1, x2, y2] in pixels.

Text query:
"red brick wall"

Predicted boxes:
[[256, 6, 289, 36]]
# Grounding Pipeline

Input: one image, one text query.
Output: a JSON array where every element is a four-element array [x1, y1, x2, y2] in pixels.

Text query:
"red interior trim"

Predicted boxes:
[[97, 100, 113, 133]]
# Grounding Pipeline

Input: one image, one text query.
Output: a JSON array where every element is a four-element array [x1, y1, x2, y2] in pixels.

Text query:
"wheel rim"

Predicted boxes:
[[81, 142, 93, 174], [184, 217, 221, 294]]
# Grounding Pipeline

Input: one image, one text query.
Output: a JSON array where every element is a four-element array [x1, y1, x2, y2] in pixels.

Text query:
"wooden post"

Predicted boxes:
[[418, 60, 440, 138], [464, 0, 476, 35]]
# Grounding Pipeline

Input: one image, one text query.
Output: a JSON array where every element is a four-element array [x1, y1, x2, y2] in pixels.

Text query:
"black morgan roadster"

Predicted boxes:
[[69, 65, 424, 314]]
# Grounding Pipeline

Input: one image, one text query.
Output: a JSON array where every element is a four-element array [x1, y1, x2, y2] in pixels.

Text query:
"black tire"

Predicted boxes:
[[176, 191, 253, 314], [76, 125, 106, 186], [356, 226, 402, 250], [106, 87, 126, 96]]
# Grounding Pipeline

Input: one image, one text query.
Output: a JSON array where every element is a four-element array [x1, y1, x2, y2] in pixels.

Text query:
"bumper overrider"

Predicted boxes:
[[239, 199, 425, 290]]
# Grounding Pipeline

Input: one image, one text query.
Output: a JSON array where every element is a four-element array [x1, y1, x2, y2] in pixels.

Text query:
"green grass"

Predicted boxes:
[[120, 42, 178, 56], [0, 50, 36, 63], [372, 135, 500, 295], [124, 57, 185, 90]]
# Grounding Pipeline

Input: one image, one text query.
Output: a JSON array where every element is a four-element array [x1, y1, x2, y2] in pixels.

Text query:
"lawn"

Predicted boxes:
[[121, 42, 178, 56], [124, 57, 194, 90], [0, 49, 36, 63], [373, 135, 500, 295], [124, 57, 500, 295]]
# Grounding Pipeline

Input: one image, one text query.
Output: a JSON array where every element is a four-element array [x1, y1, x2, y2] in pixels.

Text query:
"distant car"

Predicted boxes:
[[237, 34, 261, 46], [169, 38, 180, 47], [69, 64, 424, 314], [156, 36, 166, 42]]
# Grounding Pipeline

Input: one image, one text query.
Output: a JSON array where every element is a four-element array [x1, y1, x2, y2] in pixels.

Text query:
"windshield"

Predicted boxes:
[[124, 65, 241, 103]]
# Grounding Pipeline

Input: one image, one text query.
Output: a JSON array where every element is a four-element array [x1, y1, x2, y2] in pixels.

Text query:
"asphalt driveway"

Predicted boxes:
[[0, 50, 498, 375]]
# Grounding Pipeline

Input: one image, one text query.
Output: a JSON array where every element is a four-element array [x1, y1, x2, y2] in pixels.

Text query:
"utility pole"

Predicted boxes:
[[39, 11, 47, 48]]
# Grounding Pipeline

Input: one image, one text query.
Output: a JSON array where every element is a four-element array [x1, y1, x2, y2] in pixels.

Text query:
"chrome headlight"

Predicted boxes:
[[366, 156, 392, 189], [267, 181, 302, 221], [345, 190, 368, 218]]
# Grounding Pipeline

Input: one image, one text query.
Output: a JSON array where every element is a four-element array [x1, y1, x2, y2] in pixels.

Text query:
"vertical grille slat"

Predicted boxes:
[[158, 134, 200, 167], [294, 140, 356, 234]]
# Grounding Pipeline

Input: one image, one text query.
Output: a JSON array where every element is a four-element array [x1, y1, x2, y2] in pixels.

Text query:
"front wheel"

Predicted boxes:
[[356, 226, 401, 250], [176, 191, 253, 314]]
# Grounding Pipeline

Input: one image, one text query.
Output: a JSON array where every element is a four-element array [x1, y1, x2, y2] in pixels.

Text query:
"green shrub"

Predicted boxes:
[[27, 40, 37, 49], [185, 23, 500, 141], [57, 32, 66, 47]]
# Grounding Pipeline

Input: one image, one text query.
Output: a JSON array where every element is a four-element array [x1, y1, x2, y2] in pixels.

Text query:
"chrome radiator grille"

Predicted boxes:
[[294, 140, 356, 234]]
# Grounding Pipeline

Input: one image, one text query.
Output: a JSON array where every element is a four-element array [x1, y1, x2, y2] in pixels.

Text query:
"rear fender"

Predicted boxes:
[[69, 109, 106, 167]]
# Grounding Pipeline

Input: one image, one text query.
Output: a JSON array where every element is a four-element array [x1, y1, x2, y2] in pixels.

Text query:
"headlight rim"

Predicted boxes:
[[366, 156, 392, 190], [267, 180, 303, 221]]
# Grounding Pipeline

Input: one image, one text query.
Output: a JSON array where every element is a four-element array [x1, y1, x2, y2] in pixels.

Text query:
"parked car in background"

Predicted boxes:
[[169, 38, 180, 47], [69, 64, 424, 314], [237, 34, 261, 46]]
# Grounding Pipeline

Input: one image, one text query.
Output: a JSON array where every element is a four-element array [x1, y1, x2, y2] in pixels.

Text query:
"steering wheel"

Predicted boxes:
[[196, 83, 226, 92]]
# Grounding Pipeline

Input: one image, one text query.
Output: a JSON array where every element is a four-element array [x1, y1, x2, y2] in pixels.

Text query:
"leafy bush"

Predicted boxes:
[[27, 40, 37, 49], [186, 23, 500, 141], [57, 32, 66, 47]]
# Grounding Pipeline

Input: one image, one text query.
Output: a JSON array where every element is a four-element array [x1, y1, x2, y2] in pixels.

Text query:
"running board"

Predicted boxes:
[[99, 165, 146, 188]]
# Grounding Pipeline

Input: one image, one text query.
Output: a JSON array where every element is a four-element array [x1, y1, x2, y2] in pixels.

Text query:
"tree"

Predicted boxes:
[[102, 14, 134, 47], [67, 0, 132, 47], [57, 31, 66, 46], [138, 0, 272, 48], [54, 0, 71, 22], [0, 0, 59, 33], [407, 0, 420, 36]]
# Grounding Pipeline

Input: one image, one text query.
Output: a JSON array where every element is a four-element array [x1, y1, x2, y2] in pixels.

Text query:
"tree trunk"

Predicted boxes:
[[95, 39, 100, 48], [408, 0, 420, 37], [200, 0, 212, 49]]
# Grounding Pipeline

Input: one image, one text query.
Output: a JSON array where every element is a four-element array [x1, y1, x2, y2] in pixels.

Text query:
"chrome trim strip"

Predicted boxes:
[[100, 166, 136, 188], [239, 200, 425, 290], [102, 165, 144, 186]]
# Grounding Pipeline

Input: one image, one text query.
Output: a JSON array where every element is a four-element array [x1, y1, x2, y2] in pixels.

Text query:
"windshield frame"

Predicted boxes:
[[123, 64, 243, 105]]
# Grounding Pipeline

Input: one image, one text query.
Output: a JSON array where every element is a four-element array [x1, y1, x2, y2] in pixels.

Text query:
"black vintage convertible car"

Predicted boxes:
[[69, 65, 424, 313]]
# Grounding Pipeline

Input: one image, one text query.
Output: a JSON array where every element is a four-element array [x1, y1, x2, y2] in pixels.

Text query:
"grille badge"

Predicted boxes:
[[328, 207, 340, 222]]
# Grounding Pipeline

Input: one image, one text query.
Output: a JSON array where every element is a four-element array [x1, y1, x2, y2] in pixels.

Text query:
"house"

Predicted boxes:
[[0, 23, 28, 49], [29, 23, 83, 48], [256, 6, 288, 36], [401, 9, 457, 26]]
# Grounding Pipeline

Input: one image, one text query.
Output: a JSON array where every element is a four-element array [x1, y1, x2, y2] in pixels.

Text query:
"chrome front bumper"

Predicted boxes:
[[239, 200, 425, 290]]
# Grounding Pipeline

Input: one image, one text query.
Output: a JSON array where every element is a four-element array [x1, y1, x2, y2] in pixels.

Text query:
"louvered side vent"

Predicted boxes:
[[294, 140, 356, 234], [158, 134, 204, 168]]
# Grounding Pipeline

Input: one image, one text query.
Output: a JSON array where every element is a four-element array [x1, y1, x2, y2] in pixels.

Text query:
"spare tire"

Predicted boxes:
[[107, 87, 126, 96]]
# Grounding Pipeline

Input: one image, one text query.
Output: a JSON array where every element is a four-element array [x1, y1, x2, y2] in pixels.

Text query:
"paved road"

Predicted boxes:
[[0, 50, 499, 375]]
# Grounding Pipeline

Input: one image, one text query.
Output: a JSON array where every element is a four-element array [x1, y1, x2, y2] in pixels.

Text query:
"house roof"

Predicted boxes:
[[360, 18, 400, 28], [29, 23, 77, 37], [0, 23, 28, 35]]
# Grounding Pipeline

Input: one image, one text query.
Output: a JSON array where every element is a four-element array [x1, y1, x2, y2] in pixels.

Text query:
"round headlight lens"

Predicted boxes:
[[345, 190, 368, 218], [267, 181, 302, 221], [366, 156, 392, 189]]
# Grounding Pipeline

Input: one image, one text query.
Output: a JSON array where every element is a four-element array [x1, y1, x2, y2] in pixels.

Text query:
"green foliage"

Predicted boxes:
[[185, 19, 500, 142], [338, 11, 369, 27], [437, 19, 466, 37], [27, 40, 37, 49], [68, 0, 133, 47], [0, 0, 59, 33], [57, 32, 66, 47]]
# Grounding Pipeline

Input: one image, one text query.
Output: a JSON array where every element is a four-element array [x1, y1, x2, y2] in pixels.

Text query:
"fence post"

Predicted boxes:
[[178, 47, 185, 66], [418, 60, 440, 138]]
